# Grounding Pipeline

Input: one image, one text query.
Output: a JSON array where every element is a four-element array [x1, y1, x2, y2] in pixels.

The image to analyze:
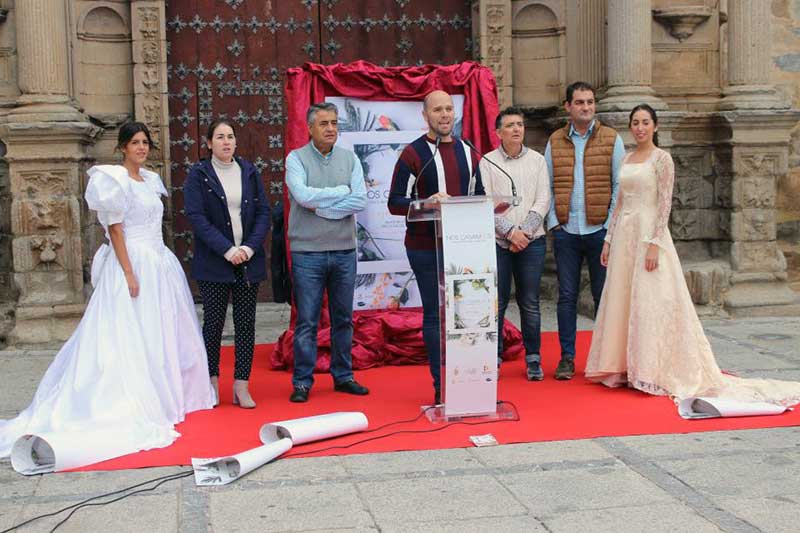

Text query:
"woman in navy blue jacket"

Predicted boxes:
[[183, 119, 270, 408]]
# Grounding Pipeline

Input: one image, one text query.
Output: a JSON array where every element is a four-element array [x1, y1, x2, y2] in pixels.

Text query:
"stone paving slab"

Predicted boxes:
[[501, 465, 675, 516], [657, 449, 800, 500], [15, 493, 178, 533], [468, 439, 615, 468], [541, 502, 723, 533], [358, 474, 525, 525], [209, 483, 374, 532], [380, 515, 547, 532], [713, 495, 800, 533], [340, 448, 479, 478]]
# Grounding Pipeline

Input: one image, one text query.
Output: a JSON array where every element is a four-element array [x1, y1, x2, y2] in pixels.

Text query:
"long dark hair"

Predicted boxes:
[[117, 122, 155, 151], [628, 104, 659, 146]]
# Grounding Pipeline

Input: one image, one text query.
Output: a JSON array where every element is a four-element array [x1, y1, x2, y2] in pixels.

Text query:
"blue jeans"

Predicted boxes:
[[406, 248, 442, 392], [291, 249, 357, 388], [496, 238, 546, 364], [552, 228, 607, 359]]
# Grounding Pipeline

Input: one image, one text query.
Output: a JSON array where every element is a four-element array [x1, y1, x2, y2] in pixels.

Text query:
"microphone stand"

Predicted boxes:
[[412, 135, 441, 202], [461, 138, 518, 203]]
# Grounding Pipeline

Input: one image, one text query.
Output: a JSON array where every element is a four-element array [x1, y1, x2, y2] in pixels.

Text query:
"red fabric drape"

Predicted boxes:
[[277, 61, 505, 372], [284, 60, 500, 154]]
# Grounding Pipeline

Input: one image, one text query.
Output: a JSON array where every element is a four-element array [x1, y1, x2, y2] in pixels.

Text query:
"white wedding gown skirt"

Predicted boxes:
[[0, 166, 213, 474]]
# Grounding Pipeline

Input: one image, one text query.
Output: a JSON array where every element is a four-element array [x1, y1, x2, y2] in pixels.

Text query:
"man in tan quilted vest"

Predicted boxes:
[[544, 81, 625, 380]]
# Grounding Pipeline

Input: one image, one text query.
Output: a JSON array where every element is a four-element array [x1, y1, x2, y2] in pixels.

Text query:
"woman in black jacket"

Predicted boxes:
[[183, 119, 270, 408]]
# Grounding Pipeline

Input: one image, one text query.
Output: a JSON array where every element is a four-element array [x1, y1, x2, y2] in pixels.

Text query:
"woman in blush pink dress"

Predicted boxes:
[[584, 104, 800, 406]]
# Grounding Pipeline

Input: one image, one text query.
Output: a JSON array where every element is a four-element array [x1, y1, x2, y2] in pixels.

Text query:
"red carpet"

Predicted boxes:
[[84, 331, 800, 471]]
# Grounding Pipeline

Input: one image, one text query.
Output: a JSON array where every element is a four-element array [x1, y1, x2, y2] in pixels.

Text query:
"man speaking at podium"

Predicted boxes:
[[387, 90, 484, 406]]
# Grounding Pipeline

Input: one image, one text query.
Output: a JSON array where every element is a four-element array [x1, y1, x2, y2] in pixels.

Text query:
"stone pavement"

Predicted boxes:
[[0, 303, 799, 532]]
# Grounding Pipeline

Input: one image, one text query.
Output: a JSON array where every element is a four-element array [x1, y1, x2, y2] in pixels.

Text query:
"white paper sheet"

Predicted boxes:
[[259, 412, 369, 445], [191, 438, 293, 486], [678, 397, 792, 419]]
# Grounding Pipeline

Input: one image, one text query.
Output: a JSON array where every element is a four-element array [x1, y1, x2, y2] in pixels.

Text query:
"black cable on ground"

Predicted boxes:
[[0, 470, 192, 533], [3, 400, 519, 532]]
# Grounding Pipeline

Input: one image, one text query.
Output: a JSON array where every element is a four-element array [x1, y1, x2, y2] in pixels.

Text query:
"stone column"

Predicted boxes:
[[599, 0, 666, 111], [11, 0, 81, 119], [720, 0, 785, 110], [566, 0, 606, 91], [0, 0, 101, 345]]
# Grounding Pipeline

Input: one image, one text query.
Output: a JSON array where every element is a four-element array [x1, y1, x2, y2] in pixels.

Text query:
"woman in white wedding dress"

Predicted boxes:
[[0, 123, 213, 473]]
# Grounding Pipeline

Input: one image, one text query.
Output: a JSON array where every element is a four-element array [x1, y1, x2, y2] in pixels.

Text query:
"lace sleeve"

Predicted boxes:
[[648, 150, 675, 249], [604, 192, 623, 245]]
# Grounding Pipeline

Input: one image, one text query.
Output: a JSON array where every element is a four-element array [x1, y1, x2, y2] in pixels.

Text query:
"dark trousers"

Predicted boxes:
[[406, 248, 442, 392], [496, 238, 546, 363], [198, 267, 260, 381], [552, 228, 607, 359]]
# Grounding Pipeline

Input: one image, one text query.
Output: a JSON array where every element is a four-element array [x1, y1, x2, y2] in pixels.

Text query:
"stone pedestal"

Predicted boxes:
[[721, 111, 800, 316], [0, 121, 101, 344], [600, 0, 666, 112]]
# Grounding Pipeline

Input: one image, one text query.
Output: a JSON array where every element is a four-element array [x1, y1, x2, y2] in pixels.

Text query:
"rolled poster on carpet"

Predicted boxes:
[[191, 438, 293, 486], [260, 411, 369, 445], [678, 397, 791, 419], [191, 412, 368, 486]]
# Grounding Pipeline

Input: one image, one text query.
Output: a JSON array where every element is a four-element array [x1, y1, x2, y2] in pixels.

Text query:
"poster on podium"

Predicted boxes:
[[440, 198, 498, 417]]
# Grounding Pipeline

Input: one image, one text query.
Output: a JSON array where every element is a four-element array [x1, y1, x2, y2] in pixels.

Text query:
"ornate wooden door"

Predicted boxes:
[[166, 0, 473, 299]]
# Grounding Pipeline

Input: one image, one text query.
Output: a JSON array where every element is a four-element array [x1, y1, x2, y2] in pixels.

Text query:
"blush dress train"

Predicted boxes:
[[584, 148, 800, 406], [0, 165, 213, 472]]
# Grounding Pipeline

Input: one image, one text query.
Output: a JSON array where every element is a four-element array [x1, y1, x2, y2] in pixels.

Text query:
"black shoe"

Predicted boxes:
[[554, 359, 575, 380], [289, 386, 309, 403], [434, 389, 441, 405], [334, 379, 369, 395]]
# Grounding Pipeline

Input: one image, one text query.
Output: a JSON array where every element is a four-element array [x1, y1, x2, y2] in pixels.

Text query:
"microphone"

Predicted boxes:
[[412, 136, 441, 202], [461, 138, 518, 199]]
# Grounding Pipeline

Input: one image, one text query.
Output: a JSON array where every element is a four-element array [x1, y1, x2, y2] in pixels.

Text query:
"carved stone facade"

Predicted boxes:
[[473, 0, 800, 316], [1, 1, 799, 346], [0, 1, 170, 346]]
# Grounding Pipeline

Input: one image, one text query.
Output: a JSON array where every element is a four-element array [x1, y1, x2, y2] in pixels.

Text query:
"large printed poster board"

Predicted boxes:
[[327, 96, 465, 311]]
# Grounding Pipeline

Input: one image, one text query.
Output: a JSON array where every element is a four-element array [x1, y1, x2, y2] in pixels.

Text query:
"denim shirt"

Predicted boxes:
[[544, 120, 625, 235]]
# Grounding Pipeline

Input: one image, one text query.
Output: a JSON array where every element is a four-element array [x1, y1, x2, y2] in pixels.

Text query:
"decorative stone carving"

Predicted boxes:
[[731, 210, 776, 241], [137, 7, 160, 40], [16, 170, 68, 198], [730, 241, 783, 272], [734, 177, 775, 209], [30, 235, 65, 266], [652, 6, 712, 42]]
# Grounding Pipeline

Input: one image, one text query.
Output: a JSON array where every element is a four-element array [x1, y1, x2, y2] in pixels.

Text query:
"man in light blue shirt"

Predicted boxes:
[[284, 102, 369, 403], [544, 82, 625, 380]]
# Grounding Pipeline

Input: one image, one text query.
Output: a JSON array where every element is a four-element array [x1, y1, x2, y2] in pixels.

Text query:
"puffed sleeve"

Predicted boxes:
[[85, 165, 132, 227]]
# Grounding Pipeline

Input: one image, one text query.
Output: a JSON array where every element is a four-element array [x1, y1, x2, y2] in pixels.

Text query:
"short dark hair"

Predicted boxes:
[[306, 102, 338, 125], [206, 119, 236, 142], [628, 103, 659, 146], [565, 81, 596, 104], [494, 106, 525, 130], [117, 122, 155, 151]]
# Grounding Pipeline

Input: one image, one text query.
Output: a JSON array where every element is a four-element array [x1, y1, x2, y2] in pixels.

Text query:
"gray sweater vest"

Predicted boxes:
[[288, 143, 357, 252]]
